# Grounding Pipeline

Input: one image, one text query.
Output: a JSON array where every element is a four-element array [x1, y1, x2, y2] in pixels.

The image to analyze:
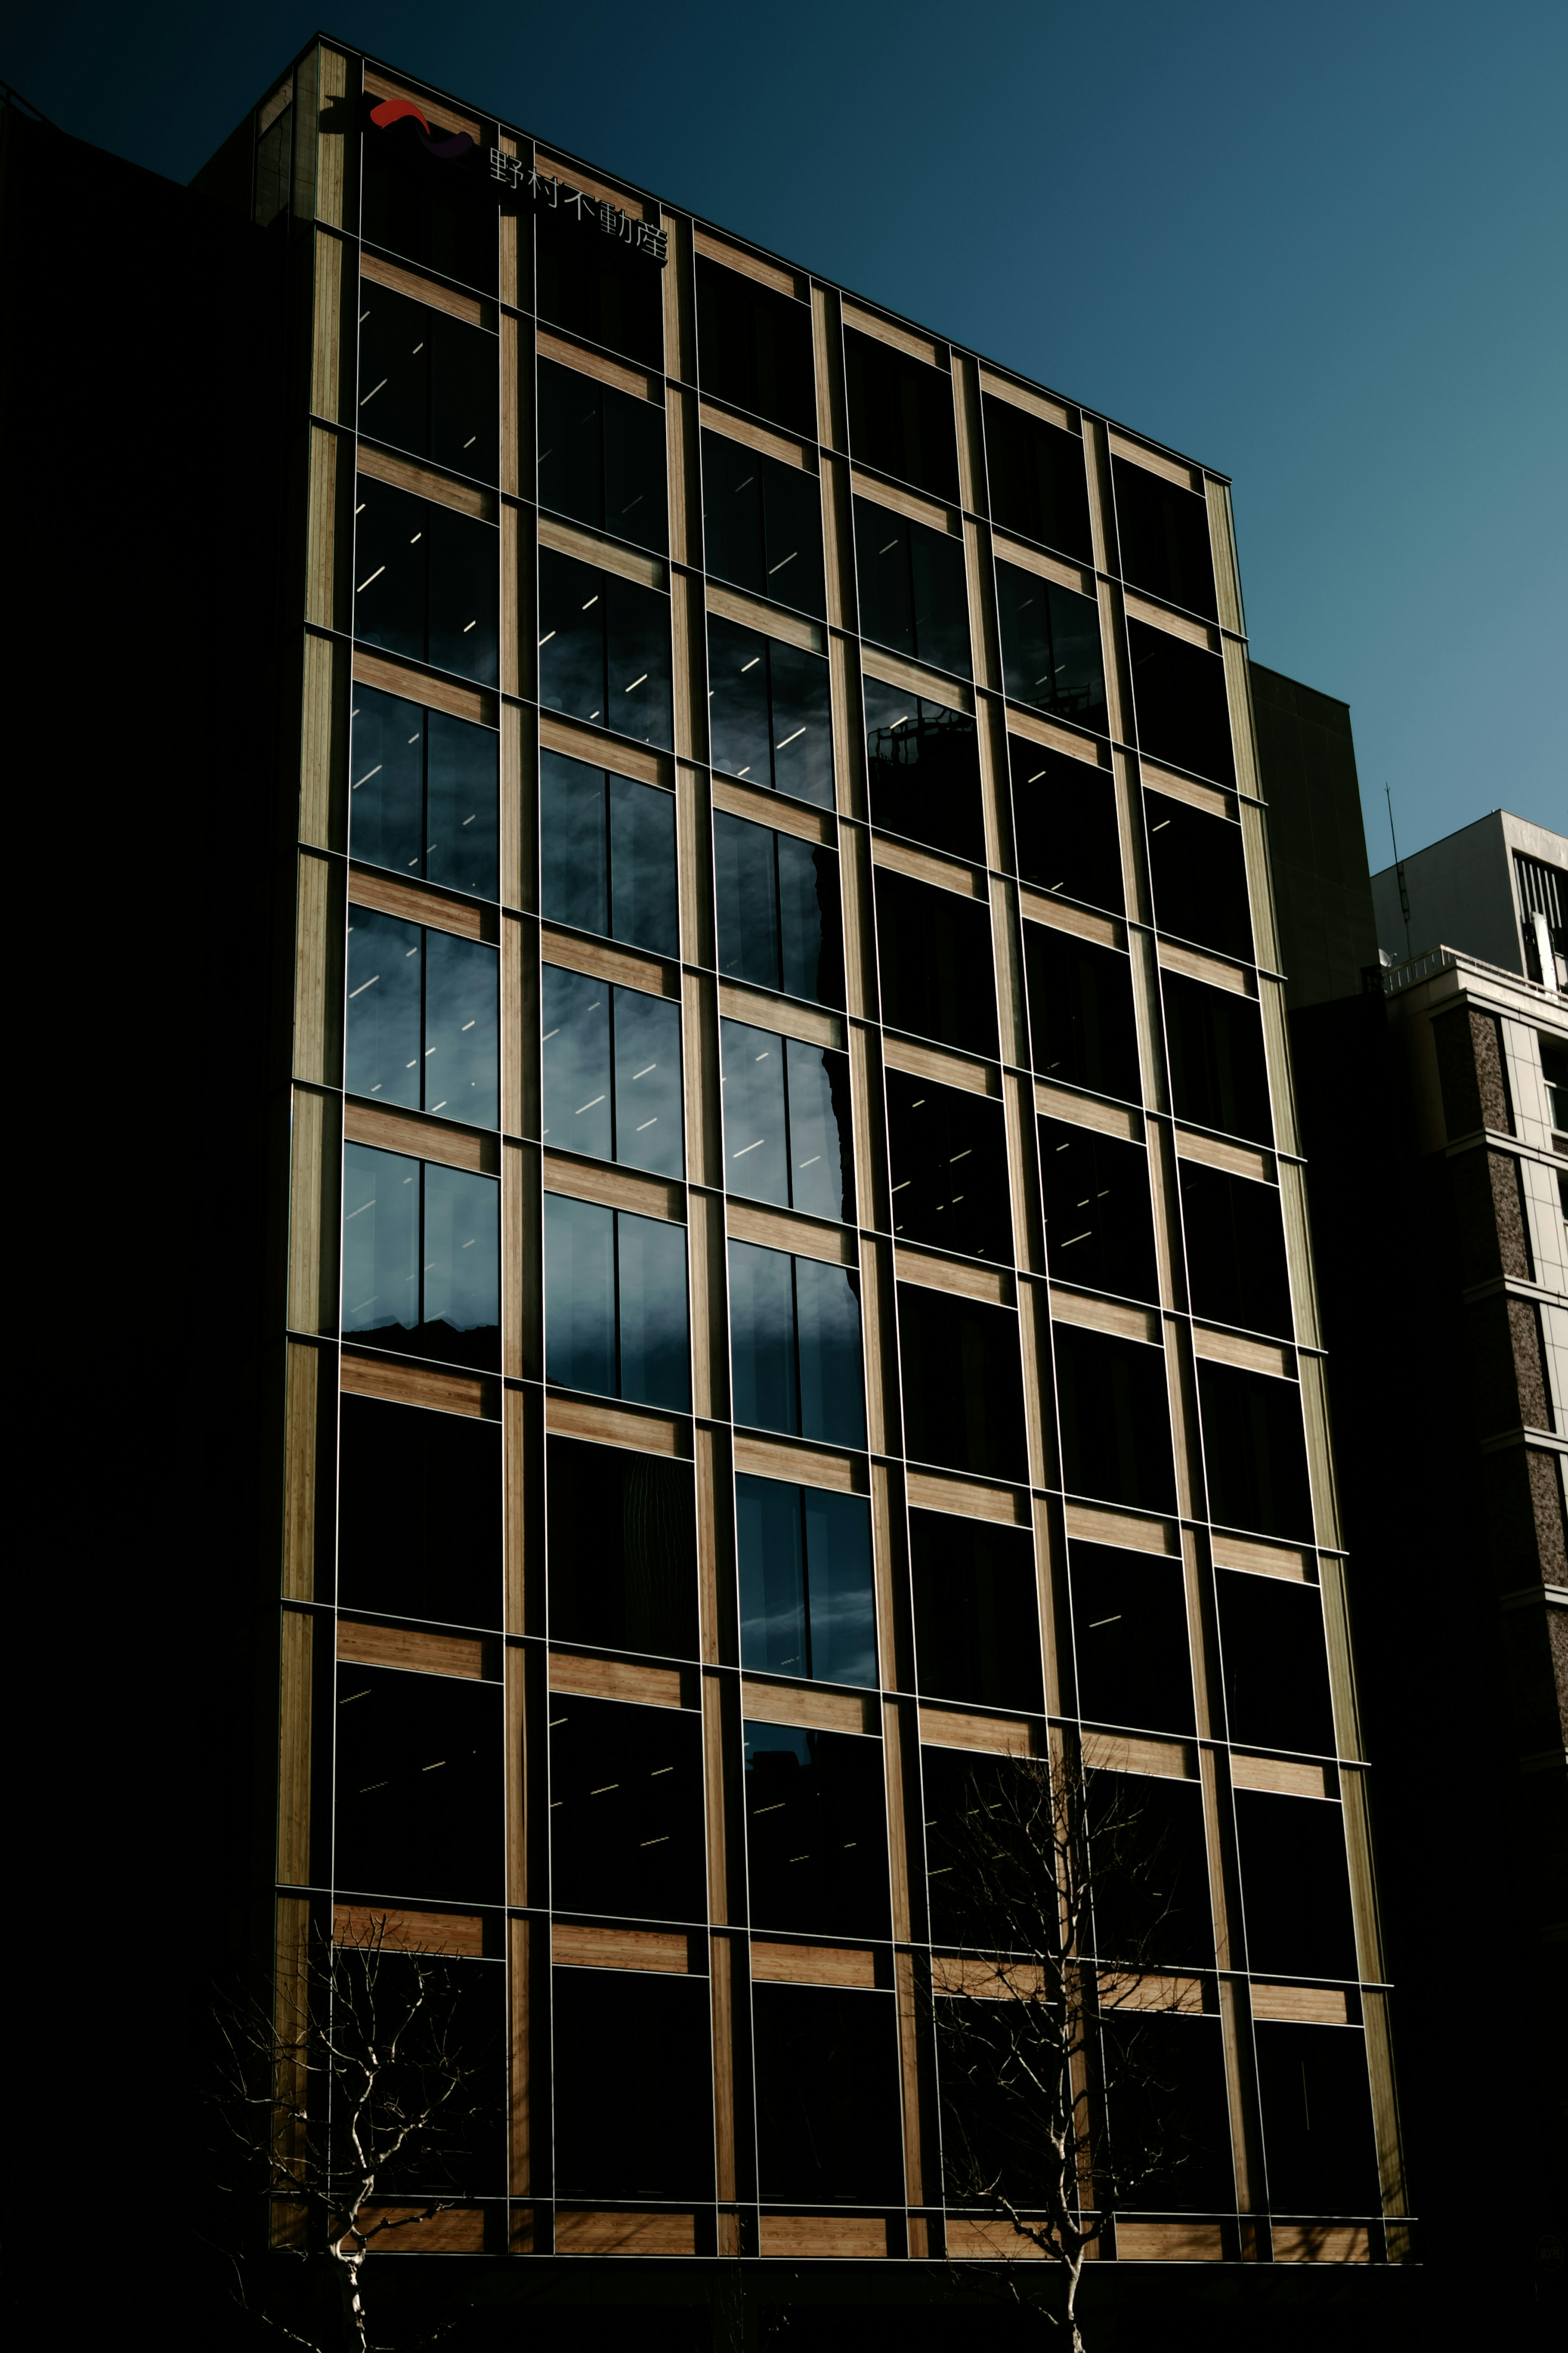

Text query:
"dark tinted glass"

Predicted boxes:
[[863, 678, 984, 863], [535, 197, 663, 367], [1146, 792, 1252, 961], [359, 288, 499, 484], [552, 1969, 714, 2199], [897, 1285, 1028, 1481], [728, 1241, 865, 1447], [996, 562, 1106, 733], [1162, 973, 1273, 1144], [355, 480, 497, 683], [334, 1663, 502, 1901], [720, 1019, 853, 1222], [426, 711, 499, 895], [885, 1070, 1011, 1262], [614, 1209, 691, 1410], [910, 1511, 1042, 1713], [728, 1237, 796, 1434], [543, 1197, 690, 1410], [345, 907, 422, 1110], [854, 499, 972, 679], [982, 394, 1092, 562], [538, 551, 672, 747], [548, 1693, 706, 1920], [1216, 1569, 1334, 1756], [544, 1193, 615, 1395], [537, 357, 666, 553], [1024, 924, 1141, 1104], [1100, 2013, 1234, 2210], [1052, 1324, 1176, 1512], [346, 912, 498, 1127], [541, 755, 679, 956], [701, 428, 825, 617], [1069, 1543, 1193, 1735], [714, 814, 843, 1006], [695, 256, 815, 436], [337, 1393, 502, 1628], [1178, 1160, 1292, 1338], [424, 931, 498, 1124], [1197, 1361, 1313, 1542], [1111, 456, 1217, 621], [752, 1984, 904, 2204], [920, 1747, 1037, 1944], [430, 310, 499, 480], [360, 115, 494, 291], [608, 772, 680, 952], [425, 501, 499, 683], [736, 1476, 876, 1687], [1255, 2023, 1379, 2214], [744, 1719, 890, 1936], [342, 1145, 500, 1370], [1089, 1774, 1212, 1968], [874, 870, 998, 1059], [351, 682, 426, 878], [795, 1259, 866, 1447], [546, 1435, 698, 1659], [1128, 620, 1234, 787], [1234, 1791, 1357, 1978], [1008, 740, 1123, 913], [707, 618, 834, 808], [541, 966, 682, 1176], [1039, 1118, 1158, 1302], [844, 328, 960, 502]]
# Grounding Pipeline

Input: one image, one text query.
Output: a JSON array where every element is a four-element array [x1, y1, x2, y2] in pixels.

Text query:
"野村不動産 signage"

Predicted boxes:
[[489, 150, 668, 265]]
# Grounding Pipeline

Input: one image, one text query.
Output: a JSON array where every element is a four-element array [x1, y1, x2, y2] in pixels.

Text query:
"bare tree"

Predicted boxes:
[[928, 1746, 1206, 2352], [212, 1917, 501, 2353]]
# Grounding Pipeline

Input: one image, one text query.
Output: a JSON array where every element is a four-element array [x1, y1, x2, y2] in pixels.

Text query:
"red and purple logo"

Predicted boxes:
[[368, 96, 474, 162]]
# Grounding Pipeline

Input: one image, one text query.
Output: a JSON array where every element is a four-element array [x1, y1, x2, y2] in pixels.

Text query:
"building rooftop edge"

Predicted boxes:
[[1382, 941, 1567, 1010]]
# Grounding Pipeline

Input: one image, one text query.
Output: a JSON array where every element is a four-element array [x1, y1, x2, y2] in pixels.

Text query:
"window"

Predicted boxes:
[[1039, 1118, 1158, 1303], [728, 1240, 865, 1447], [536, 355, 667, 554], [350, 683, 498, 899], [538, 549, 672, 747], [539, 750, 678, 957], [1111, 456, 1217, 621], [354, 478, 498, 684], [342, 1144, 500, 1370], [714, 812, 844, 1006], [1127, 621, 1234, 787], [1178, 1160, 1292, 1338], [736, 1476, 875, 1686], [695, 256, 815, 437], [1517, 855, 1566, 986], [1145, 791, 1252, 962], [337, 1393, 502, 1629], [1234, 1791, 1357, 1978], [708, 617, 834, 808], [752, 1984, 904, 2204], [843, 328, 959, 502], [546, 1435, 698, 1659], [544, 1195, 690, 1410], [720, 1019, 854, 1222], [360, 116, 494, 292], [744, 1719, 890, 1937], [535, 198, 663, 368], [1069, 1543, 1193, 1735], [854, 497, 971, 679], [1052, 1325, 1176, 1513], [1198, 1361, 1313, 1542], [548, 1693, 706, 1919], [863, 678, 984, 863], [1100, 2014, 1233, 2210], [701, 429, 824, 617], [358, 281, 498, 482], [898, 1285, 1028, 1482], [886, 1071, 1011, 1262], [1162, 972, 1273, 1144], [552, 1970, 714, 2199], [996, 562, 1106, 734], [1024, 923, 1142, 1105], [334, 1662, 502, 1902], [874, 871, 998, 1059], [910, 1511, 1042, 1713], [1539, 1036, 1568, 1133], [346, 908, 498, 1128], [1216, 1570, 1334, 1756], [1008, 740, 1123, 914], [1090, 1775, 1213, 1968], [982, 395, 1092, 564], [541, 966, 683, 1178], [1254, 2025, 1379, 2214]]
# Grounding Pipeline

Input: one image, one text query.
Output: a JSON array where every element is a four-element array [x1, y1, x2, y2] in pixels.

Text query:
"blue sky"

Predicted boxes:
[[8, 0, 1564, 859]]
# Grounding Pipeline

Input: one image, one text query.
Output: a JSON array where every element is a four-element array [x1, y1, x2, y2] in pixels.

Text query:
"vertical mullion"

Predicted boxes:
[[611, 1206, 623, 1399], [797, 1488, 812, 1682], [417, 923, 428, 1113], [606, 986, 618, 1162], [762, 642, 777, 795]]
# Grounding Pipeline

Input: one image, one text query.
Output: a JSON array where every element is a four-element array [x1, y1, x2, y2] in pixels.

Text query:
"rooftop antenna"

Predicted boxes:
[[1386, 785, 1412, 962]]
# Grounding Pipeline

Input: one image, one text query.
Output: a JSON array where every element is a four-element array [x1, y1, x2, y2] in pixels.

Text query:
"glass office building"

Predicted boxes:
[[204, 38, 1412, 2287]]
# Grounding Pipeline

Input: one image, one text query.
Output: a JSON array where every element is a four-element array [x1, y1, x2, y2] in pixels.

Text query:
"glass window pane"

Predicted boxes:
[[1127, 620, 1234, 787], [345, 908, 421, 1109], [537, 357, 604, 529], [535, 202, 664, 368], [777, 836, 844, 1008], [424, 709, 498, 899], [721, 1018, 790, 1206], [426, 503, 498, 685], [358, 284, 429, 459], [1070, 1543, 1194, 1737], [1145, 792, 1253, 961], [844, 328, 960, 503], [752, 1982, 903, 2203], [885, 1069, 1010, 1262], [708, 615, 773, 785], [605, 575, 672, 749], [350, 682, 425, 878], [539, 550, 606, 725], [333, 1664, 503, 1903], [342, 1142, 420, 1344], [1162, 973, 1272, 1143], [421, 1161, 500, 1365], [1052, 1324, 1176, 1513], [540, 752, 608, 937], [982, 393, 1093, 564], [1039, 1117, 1158, 1303], [1023, 925, 1142, 1104], [422, 931, 498, 1127], [997, 563, 1105, 731], [354, 479, 426, 663], [1112, 456, 1217, 620], [545, 1192, 616, 1395], [863, 679, 983, 862], [613, 985, 683, 1178], [737, 1473, 808, 1676], [908, 522, 971, 679], [615, 1210, 690, 1410], [794, 1260, 865, 1449], [910, 1511, 1042, 1713], [761, 461, 826, 619], [552, 1968, 714, 2199], [548, 1694, 707, 1923], [784, 1039, 854, 1224], [854, 502, 915, 657], [360, 120, 495, 292], [803, 1489, 876, 1688], [695, 257, 815, 438], [429, 309, 497, 482], [729, 1239, 798, 1434], [541, 965, 612, 1162], [603, 384, 668, 554], [1008, 738, 1123, 914], [702, 427, 766, 594], [547, 1435, 698, 1660], [898, 1285, 1029, 1482], [607, 773, 679, 956], [339, 1392, 502, 1629], [744, 1720, 890, 1938], [768, 642, 835, 810], [714, 811, 780, 989], [1178, 1160, 1292, 1338], [873, 870, 998, 1059]]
